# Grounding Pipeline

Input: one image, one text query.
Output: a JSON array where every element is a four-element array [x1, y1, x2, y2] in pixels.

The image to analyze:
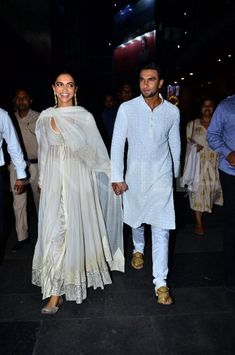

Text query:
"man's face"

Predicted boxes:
[[104, 95, 115, 108], [139, 69, 164, 99], [14, 90, 31, 111], [119, 84, 133, 102]]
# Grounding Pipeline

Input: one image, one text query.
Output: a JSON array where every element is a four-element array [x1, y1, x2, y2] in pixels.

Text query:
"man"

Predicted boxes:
[[0, 107, 27, 245], [111, 62, 181, 305], [101, 93, 119, 154], [117, 83, 134, 104], [9, 89, 40, 252], [207, 94, 235, 292]]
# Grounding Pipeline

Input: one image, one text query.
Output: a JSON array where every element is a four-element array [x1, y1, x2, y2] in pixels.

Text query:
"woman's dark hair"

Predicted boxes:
[[52, 69, 78, 85]]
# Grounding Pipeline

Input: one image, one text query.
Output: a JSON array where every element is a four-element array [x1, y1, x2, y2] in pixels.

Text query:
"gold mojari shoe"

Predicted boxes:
[[156, 286, 173, 305], [131, 252, 144, 269]]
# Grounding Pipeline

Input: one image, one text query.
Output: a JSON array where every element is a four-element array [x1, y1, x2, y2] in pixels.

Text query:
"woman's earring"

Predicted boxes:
[[54, 92, 58, 106], [74, 94, 77, 106]]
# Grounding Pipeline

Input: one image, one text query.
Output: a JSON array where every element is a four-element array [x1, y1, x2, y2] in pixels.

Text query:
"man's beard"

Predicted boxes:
[[17, 104, 28, 111], [142, 90, 158, 99]]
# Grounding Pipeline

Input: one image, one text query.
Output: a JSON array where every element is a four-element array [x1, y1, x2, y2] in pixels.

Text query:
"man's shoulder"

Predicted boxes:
[[0, 107, 8, 117], [119, 96, 140, 109], [219, 94, 235, 108], [163, 99, 180, 114], [0, 108, 11, 128], [29, 109, 40, 120]]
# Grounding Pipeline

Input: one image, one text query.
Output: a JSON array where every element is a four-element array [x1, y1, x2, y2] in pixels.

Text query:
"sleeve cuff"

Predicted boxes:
[[111, 174, 124, 183], [15, 168, 27, 179], [221, 146, 232, 158]]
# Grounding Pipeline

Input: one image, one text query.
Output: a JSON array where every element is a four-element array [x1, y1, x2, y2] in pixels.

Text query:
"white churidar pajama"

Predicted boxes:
[[132, 225, 169, 289]]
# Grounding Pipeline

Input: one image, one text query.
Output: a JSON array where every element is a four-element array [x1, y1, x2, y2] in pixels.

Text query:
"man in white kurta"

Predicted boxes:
[[111, 62, 181, 304]]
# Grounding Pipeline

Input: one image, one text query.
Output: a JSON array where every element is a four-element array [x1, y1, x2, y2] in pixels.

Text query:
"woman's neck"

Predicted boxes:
[[200, 115, 211, 128]]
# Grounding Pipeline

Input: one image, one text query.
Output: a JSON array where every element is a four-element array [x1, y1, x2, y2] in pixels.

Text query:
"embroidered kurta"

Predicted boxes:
[[111, 95, 181, 229], [32, 106, 124, 304], [186, 119, 223, 212]]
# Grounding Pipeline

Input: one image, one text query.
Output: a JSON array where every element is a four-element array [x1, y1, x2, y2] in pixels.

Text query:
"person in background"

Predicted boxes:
[[117, 82, 134, 104], [0, 107, 27, 246], [207, 94, 235, 292], [111, 62, 181, 305], [32, 71, 124, 314], [9, 89, 40, 252], [185, 98, 223, 236], [101, 93, 118, 154]]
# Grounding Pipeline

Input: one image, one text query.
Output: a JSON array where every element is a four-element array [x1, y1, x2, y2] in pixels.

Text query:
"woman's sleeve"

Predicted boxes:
[[186, 120, 193, 142]]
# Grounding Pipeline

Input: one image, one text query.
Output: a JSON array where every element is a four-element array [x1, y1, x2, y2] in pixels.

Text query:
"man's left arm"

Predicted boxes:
[[169, 111, 181, 178]]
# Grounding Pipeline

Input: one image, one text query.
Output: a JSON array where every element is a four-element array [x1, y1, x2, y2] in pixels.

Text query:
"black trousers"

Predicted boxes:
[[219, 169, 235, 286]]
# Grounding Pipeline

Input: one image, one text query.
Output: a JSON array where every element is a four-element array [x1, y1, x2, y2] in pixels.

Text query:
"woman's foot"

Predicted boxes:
[[194, 225, 204, 235], [41, 296, 63, 315]]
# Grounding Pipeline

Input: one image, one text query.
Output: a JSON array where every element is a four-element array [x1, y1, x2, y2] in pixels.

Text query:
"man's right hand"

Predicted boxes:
[[226, 151, 235, 167], [112, 182, 128, 196], [14, 179, 27, 194]]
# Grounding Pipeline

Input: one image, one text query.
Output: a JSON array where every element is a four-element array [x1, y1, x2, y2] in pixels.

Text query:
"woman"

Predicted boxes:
[[32, 71, 124, 314], [186, 98, 223, 235]]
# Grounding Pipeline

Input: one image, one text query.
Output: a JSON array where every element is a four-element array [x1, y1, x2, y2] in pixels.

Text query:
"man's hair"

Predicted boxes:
[[14, 89, 31, 99], [139, 62, 164, 80]]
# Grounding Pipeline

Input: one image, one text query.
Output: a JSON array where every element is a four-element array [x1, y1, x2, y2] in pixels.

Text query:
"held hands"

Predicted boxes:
[[14, 179, 27, 195], [226, 151, 235, 167], [112, 182, 128, 196]]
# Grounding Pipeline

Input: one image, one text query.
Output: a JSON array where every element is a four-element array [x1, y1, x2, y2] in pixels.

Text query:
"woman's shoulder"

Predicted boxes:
[[39, 107, 54, 118]]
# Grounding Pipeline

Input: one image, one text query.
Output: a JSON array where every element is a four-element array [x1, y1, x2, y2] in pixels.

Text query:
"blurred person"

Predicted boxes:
[[9, 89, 40, 252], [0, 107, 27, 243], [111, 62, 181, 305], [207, 94, 235, 292], [185, 98, 223, 236], [32, 71, 124, 314], [101, 93, 118, 153], [117, 83, 134, 104]]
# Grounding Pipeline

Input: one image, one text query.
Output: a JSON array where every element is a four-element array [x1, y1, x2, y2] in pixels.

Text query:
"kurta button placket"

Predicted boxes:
[[149, 112, 154, 137]]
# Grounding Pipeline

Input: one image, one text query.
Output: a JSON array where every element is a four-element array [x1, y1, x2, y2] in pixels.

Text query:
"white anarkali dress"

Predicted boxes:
[[32, 106, 124, 304]]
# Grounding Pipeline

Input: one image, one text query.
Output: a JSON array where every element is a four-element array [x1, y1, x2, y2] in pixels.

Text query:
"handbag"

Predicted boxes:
[[180, 120, 200, 192]]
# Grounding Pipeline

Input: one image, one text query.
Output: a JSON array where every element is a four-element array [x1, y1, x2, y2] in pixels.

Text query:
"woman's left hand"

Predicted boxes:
[[196, 144, 203, 152]]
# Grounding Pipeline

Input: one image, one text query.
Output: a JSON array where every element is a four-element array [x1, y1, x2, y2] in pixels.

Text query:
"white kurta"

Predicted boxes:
[[32, 106, 124, 304], [111, 95, 181, 229]]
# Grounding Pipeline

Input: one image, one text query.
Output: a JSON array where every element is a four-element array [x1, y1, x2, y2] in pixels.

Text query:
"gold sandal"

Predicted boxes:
[[156, 286, 173, 305]]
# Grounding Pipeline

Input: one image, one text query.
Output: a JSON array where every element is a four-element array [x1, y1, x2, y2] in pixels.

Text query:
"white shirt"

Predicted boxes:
[[0, 108, 26, 179], [111, 95, 181, 229]]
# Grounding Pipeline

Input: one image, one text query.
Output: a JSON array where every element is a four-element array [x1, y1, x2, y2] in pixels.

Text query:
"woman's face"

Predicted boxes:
[[53, 73, 77, 107], [201, 100, 214, 118]]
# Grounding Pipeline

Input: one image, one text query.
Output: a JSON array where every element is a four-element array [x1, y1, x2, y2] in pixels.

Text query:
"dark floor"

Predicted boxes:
[[0, 193, 235, 355]]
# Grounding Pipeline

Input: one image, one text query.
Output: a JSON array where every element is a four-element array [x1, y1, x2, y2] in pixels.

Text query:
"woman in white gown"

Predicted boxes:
[[32, 72, 124, 314]]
